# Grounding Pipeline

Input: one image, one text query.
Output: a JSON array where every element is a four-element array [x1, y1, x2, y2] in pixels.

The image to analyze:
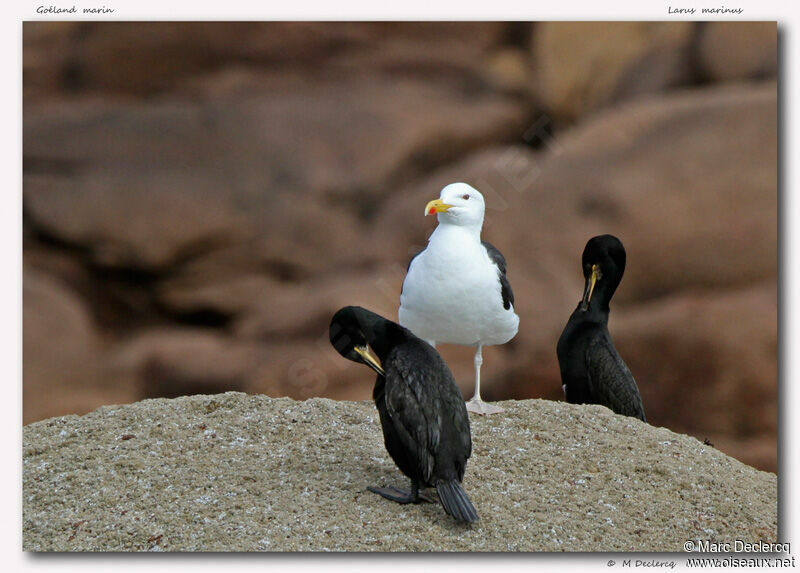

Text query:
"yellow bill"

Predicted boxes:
[[354, 345, 385, 376], [580, 264, 601, 311], [425, 198, 453, 216]]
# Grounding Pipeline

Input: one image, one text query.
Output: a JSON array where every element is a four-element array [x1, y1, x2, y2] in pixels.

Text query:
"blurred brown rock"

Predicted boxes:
[[698, 22, 777, 82], [234, 267, 403, 341], [512, 82, 777, 305], [23, 22, 508, 101], [157, 271, 280, 319], [107, 328, 258, 398], [22, 22, 777, 472], [483, 47, 535, 95], [533, 22, 695, 122], [23, 267, 136, 423], [24, 78, 527, 274], [24, 169, 250, 271]]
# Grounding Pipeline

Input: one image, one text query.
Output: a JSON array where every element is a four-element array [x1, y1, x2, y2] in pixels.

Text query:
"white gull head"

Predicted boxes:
[[425, 182, 485, 230]]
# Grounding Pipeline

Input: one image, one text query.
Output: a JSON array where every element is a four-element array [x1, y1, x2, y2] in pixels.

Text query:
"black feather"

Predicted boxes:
[[585, 333, 646, 422], [482, 240, 514, 310], [436, 480, 479, 523]]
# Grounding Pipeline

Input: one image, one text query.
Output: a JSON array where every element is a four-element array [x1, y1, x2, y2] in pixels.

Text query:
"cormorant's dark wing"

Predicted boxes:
[[383, 357, 438, 483], [585, 333, 646, 422], [383, 345, 470, 483], [482, 241, 514, 310]]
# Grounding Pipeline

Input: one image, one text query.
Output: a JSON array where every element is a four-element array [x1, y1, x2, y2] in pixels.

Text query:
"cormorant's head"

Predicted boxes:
[[329, 306, 385, 376], [425, 182, 485, 229], [579, 234, 626, 311]]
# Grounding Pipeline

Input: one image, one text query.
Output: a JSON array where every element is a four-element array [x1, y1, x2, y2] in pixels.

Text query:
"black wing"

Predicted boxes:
[[383, 352, 440, 484], [384, 344, 471, 483], [585, 333, 646, 422], [482, 240, 514, 310]]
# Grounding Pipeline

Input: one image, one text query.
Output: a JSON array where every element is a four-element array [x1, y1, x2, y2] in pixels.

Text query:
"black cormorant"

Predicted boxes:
[[330, 305, 479, 523], [556, 235, 646, 422]]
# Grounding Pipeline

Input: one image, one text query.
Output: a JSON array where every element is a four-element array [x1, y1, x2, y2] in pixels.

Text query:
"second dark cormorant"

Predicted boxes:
[[329, 305, 479, 523], [556, 235, 646, 422]]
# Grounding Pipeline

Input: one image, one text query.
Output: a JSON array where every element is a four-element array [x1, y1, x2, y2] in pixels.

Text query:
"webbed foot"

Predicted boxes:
[[367, 484, 435, 504], [466, 397, 504, 415]]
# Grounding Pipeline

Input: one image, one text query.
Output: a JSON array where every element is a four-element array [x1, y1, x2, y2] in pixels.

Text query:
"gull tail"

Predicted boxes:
[[436, 480, 479, 523]]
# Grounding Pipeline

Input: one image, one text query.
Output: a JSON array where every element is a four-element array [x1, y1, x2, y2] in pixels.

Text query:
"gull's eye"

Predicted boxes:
[[462, 194, 470, 200]]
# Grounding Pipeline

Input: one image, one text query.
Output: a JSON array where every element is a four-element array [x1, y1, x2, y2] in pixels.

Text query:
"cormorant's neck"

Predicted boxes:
[[354, 308, 402, 360], [570, 297, 610, 324], [577, 301, 610, 323], [590, 284, 613, 313]]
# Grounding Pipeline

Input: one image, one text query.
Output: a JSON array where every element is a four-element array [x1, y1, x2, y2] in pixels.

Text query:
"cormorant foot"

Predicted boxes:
[[367, 485, 435, 504], [466, 397, 504, 415]]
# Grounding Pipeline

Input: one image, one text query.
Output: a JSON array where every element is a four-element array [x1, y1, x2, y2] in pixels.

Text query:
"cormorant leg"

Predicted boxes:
[[367, 480, 435, 504], [466, 343, 504, 415]]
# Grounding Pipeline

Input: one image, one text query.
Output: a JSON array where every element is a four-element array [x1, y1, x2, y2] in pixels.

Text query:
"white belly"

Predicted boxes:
[[399, 241, 519, 346]]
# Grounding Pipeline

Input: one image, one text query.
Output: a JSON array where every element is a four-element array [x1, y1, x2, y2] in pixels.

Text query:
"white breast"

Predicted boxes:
[[399, 226, 519, 346]]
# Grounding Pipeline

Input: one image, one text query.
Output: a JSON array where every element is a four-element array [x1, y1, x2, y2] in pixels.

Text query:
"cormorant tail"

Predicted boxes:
[[436, 480, 479, 523]]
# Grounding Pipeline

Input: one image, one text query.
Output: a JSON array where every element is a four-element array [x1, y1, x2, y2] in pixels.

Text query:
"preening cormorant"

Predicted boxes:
[[556, 235, 646, 422], [399, 182, 519, 416], [329, 305, 479, 523]]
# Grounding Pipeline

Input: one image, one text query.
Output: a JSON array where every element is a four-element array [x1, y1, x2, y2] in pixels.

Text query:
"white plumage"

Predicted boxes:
[[399, 182, 519, 415]]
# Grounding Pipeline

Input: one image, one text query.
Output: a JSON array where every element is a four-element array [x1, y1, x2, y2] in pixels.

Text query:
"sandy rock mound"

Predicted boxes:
[[23, 392, 776, 552]]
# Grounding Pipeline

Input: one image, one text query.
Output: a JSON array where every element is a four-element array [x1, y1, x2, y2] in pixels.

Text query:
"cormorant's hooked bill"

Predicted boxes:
[[580, 264, 601, 311], [353, 346, 384, 376]]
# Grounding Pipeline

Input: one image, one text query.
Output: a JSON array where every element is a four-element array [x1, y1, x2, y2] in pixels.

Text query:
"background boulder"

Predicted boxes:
[[22, 22, 778, 472]]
